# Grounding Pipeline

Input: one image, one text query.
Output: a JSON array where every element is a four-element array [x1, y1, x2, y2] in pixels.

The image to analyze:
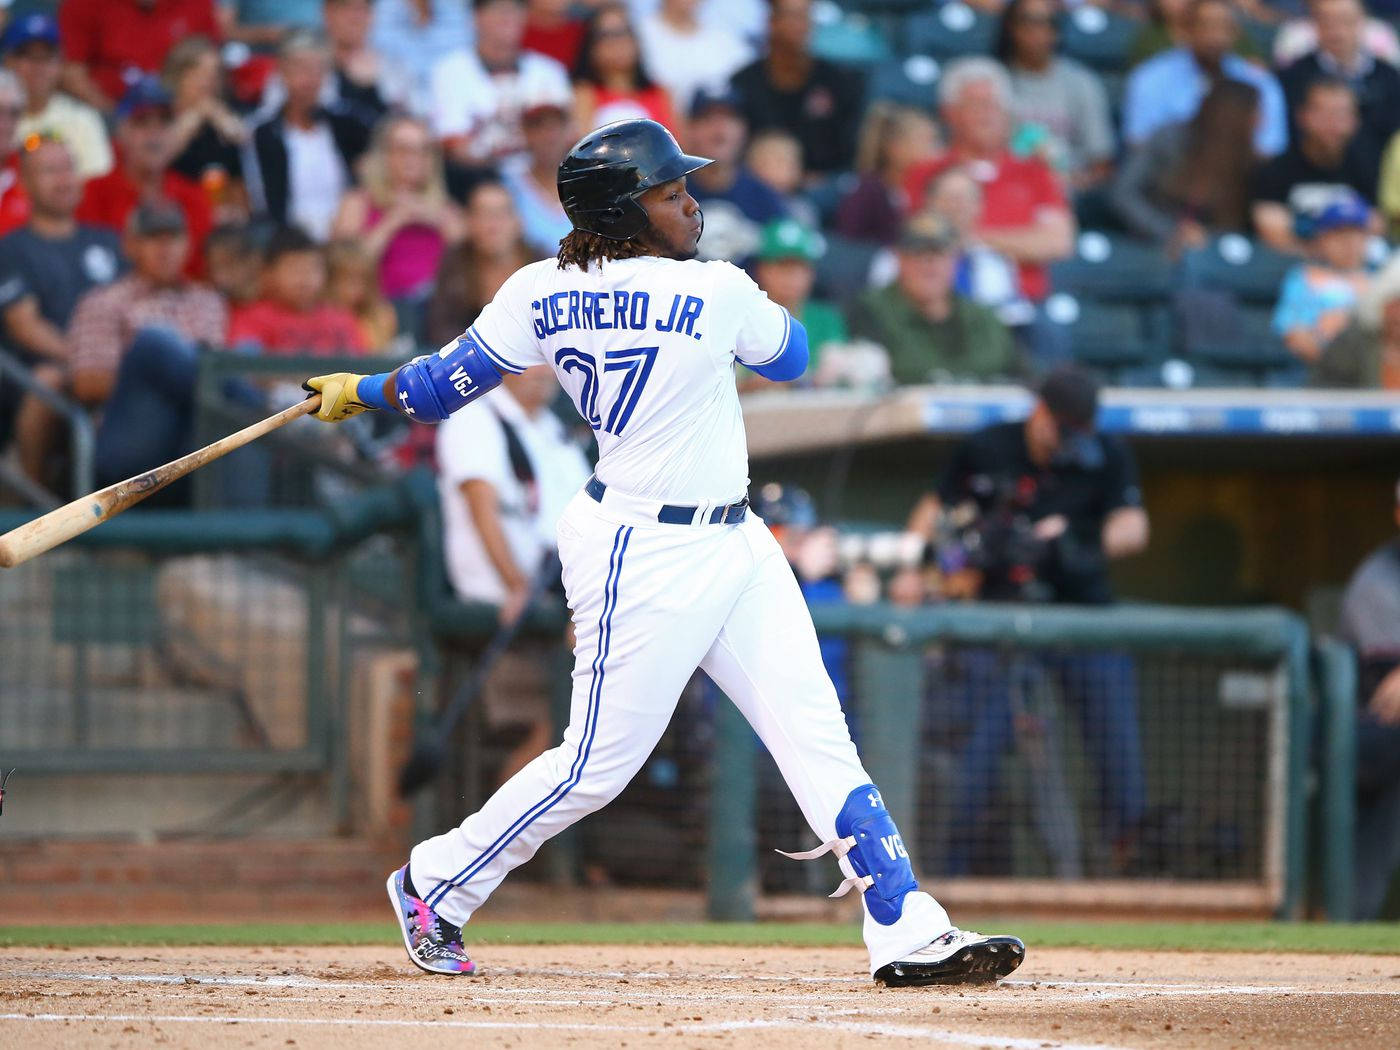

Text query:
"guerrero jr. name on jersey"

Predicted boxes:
[[533, 291, 706, 341]]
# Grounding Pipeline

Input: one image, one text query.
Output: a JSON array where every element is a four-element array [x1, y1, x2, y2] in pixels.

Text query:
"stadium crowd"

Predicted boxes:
[[6, 0, 1400, 489]]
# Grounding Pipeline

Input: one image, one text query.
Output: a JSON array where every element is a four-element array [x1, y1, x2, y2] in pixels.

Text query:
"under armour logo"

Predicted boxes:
[[398, 389, 415, 416], [868, 790, 883, 809]]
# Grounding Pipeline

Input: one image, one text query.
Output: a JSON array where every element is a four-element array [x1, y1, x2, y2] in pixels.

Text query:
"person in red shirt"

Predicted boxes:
[[58, 0, 221, 114], [77, 77, 214, 278], [0, 70, 30, 236], [228, 225, 367, 356], [571, 3, 676, 133], [904, 57, 1074, 302], [524, 0, 585, 70]]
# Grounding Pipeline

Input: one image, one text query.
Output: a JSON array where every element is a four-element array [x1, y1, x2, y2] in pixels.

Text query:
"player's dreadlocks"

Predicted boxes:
[[557, 229, 653, 271]]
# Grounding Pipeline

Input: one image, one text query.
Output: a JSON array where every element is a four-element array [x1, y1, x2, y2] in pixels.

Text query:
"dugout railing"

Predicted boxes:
[[709, 603, 1318, 921]]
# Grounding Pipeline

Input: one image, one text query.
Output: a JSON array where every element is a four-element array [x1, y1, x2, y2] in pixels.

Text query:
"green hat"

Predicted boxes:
[[756, 218, 825, 263]]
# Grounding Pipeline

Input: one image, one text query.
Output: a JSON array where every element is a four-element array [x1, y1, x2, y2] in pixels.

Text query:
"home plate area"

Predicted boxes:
[[1, 945, 1397, 1049]]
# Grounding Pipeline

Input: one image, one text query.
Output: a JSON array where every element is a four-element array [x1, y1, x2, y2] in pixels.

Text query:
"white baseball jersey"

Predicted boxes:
[[465, 256, 793, 504]]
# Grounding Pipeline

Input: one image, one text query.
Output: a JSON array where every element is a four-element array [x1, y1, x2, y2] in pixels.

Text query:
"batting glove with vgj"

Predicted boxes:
[[304, 372, 373, 422]]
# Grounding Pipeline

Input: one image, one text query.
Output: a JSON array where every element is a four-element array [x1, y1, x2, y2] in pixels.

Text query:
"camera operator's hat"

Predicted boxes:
[[1037, 364, 1100, 431]]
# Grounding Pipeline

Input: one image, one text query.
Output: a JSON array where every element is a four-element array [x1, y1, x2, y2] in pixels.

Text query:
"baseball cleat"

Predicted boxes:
[[386, 865, 478, 975], [874, 928, 1025, 987]]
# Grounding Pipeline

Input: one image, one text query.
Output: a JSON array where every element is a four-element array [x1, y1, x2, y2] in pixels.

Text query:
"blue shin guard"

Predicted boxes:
[[775, 783, 918, 926]]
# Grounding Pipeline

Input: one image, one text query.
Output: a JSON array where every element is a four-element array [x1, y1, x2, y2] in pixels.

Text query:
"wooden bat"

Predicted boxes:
[[0, 395, 322, 570]]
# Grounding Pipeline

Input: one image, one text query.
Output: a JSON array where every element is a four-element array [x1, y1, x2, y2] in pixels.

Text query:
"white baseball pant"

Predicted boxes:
[[410, 487, 953, 972]]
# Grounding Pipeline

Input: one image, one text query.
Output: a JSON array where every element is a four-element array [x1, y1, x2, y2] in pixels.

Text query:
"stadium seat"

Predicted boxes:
[[1048, 231, 1176, 303], [900, 4, 996, 59], [865, 54, 941, 109], [1180, 235, 1297, 304], [1040, 294, 1157, 368], [1059, 6, 1138, 74], [1176, 291, 1295, 370], [813, 234, 882, 306]]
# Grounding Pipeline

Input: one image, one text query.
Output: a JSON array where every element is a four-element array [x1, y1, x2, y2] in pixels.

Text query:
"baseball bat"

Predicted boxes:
[[0, 395, 322, 570]]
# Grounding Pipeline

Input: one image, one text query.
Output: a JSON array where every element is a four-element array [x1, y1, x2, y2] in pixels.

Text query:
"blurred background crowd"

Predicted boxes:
[[8, 0, 1400, 500]]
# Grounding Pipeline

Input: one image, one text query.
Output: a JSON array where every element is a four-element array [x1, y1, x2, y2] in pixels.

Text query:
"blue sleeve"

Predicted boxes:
[[750, 315, 809, 382], [356, 331, 504, 421]]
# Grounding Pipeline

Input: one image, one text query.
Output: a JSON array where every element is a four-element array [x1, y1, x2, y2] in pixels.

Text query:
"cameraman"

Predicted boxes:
[[908, 365, 1150, 875]]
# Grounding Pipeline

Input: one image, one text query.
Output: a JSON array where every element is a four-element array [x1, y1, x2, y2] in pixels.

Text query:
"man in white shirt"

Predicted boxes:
[[429, 0, 571, 167], [2, 14, 112, 180], [435, 364, 590, 781]]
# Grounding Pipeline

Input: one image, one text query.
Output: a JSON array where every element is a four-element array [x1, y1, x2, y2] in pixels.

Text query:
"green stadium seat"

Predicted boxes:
[[1178, 293, 1295, 370], [1041, 294, 1157, 368], [1048, 231, 1176, 303], [1060, 7, 1138, 74], [1180, 235, 1297, 305], [901, 4, 996, 59], [865, 54, 941, 109]]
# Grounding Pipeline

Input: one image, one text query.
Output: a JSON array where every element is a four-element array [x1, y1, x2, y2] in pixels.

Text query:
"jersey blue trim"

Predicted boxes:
[[469, 326, 525, 375], [750, 314, 808, 382], [747, 308, 791, 368], [426, 525, 632, 909]]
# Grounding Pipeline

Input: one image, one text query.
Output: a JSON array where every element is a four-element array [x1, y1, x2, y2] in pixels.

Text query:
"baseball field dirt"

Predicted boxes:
[[2, 943, 1398, 1049]]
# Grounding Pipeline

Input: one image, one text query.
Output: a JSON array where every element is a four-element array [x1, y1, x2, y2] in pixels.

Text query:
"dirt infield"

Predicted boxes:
[[1, 944, 1397, 1049]]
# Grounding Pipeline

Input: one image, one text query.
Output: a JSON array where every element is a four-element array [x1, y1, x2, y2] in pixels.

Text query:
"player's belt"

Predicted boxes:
[[585, 476, 748, 525]]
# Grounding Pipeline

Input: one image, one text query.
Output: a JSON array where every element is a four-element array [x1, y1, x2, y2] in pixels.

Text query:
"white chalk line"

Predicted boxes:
[[0, 1011, 1132, 1049]]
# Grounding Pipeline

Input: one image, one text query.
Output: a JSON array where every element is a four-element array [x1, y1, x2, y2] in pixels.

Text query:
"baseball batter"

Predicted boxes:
[[305, 119, 1024, 987]]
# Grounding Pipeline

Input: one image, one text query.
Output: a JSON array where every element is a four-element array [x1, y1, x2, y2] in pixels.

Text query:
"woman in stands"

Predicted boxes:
[[1110, 79, 1260, 255], [571, 3, 676, 133], [163, 36, 250, 221], [834, 102, 941, 246], [330, 114, 466, 308]]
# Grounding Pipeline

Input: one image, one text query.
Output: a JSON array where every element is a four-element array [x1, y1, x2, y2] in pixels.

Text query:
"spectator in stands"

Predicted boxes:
[[746, 129, 818, 229], [261, 0, 409, 127], [1313, 261, 1400, 386], [162, 37, 248, 222], [995, 0, 1115, 192], [58, 0, 222, 114], [1380, 130, 1400, 238], [1253, 77, 1378, 255], [227, 225, 366, 354], [331, 114, 465, 304], [1333, 478, 1400, 918], [1279, 0, 1400, 160], [572, 4, 676, 132], [835, 103, 941, 247], [430, 0, 572, 168], [729, 0, 864, 177], [524, 0, 585, 69], [435, 364, 590, 782], [924, 165, 1032, 328], [67, 202, 226, 486], [325, 238, 399, 350], [0, 71, 31, 237], [503, 98, 574, 257], [1274, 0, 1400, 69], [912, 367, 1148, 877], [78, 78, 215, 279], [4, 14, 112, 180], [906, 58, 1075, 303], [1272, 189, 1373, 364], [848, 212, 1017, 385], [0, 138, 122, 484], [1113, 79, 1260, 252], [427, 180, 535, 347], [245, 31, 370, 243], [638, 0, 752, 117], [685, 87, 787, 261], [1123, 0, 1288, 158], [205, 222, 263, 311], [371, 0, 475, 117], [743, 218, 845, 390]]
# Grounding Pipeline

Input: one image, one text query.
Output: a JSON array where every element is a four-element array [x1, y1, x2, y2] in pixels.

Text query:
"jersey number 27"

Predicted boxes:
[[554, 346, 658, 437]]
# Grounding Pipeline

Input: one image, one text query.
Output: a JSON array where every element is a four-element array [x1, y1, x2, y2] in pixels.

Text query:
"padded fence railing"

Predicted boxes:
[[707, 603, 1317, 921]]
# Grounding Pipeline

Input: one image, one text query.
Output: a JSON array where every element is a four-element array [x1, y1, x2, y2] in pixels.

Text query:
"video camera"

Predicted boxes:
[[928, 474, 1054, 602]]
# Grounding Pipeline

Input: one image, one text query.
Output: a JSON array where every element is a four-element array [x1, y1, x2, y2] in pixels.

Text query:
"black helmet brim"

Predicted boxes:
[[638, 152, 713, 195]]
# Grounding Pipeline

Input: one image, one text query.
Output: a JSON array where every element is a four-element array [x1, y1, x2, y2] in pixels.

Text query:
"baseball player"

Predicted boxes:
[[304, 119, 1025, 987]]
